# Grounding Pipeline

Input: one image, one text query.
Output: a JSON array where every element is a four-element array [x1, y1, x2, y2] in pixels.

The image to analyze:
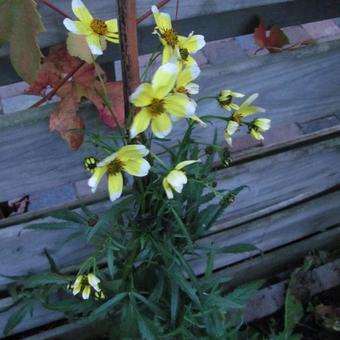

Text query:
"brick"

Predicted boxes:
[[235, 33, 269, 56], [231, 134, 262, 153], [302, 19, 340, 40], [282, 25, 313, 45], [74, 177, 107, 198], [0, 81, 28, 99], [2, 94, 59, 114], [28, 184, 77, 211], [263, 123, 303, 146], [202, 38, 248, 66], [297, 114, 340, 134]]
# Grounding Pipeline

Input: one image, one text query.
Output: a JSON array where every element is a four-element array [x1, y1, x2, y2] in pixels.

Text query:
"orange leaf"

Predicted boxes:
[[49, 92, 84, 150]]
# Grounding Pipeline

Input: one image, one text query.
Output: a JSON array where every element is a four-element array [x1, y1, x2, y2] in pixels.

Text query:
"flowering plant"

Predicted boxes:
[[2, 1, 271, 338]]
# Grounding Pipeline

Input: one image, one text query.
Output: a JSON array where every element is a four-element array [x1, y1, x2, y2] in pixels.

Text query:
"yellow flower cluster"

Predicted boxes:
[[70, 273, 104, 300]]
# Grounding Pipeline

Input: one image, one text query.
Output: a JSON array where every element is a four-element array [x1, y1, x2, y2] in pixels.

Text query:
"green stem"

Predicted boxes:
[[196, 96, 217, 103]]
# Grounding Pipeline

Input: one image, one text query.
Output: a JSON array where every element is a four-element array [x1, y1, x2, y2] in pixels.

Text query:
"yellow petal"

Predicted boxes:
[[72, 0, 93, 25], [167, 170, 187, 193], [162, 177, 174, 199], [175, 160, 200, 170], [87, 274, 100, 292], [129, 84, 154, 107], [152, 63, 178, 99], [164, 93, 196, 118], [105, 19, 118, 35], [82, 285, 91, 300], [116, 144, 150, 161], [179, 33, 206, 53], [151, 112, 172, 138], [63, 19, 92, 35], [108, 172, 123, 202], [151, 5, 172, 30], [86, 33, 103, 55], [250, 129, 264, 140], [88, 166, 107, 193], [129, 108, 152, 138], [162, 45, 175, 64], [177, 64, 200, 88], [124, 159, 151, 177]]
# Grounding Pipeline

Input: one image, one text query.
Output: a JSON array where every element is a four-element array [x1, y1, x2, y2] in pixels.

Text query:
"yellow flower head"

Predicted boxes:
[[232, 93, 265, 122], [249, 118, 271, 140], [175, 64, 200, 96], [162, 160, 200, 199], [218, 90, 245, 111], [71, 273, 102, 300], [151, 6, 205, 65], [88, 145, 151, 202], [63, 0, 119, 55], [129, 63, 197, 138]]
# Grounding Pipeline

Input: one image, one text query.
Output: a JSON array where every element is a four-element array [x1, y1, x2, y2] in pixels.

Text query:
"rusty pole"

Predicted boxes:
[[116, 0, 140, 120]]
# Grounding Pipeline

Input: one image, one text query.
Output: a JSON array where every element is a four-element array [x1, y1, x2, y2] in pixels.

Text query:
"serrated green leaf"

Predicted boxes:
[[0, 0, 45, 83], [4, 303, 28, 336]]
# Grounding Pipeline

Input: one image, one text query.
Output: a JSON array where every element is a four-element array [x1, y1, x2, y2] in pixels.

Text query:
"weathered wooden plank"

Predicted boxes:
[[191, 189, 340, 276], [244, 258, 340, 322], [1, 136, 339, 289], [1, 40, 340, 203]]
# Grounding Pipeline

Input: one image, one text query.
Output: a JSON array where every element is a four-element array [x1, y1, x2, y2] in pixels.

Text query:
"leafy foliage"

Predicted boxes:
[[0, 0, 45, 84], [26, 45, 125, 149]]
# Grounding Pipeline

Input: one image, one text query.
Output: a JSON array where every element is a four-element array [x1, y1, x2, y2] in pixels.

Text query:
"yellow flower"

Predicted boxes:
[[129, 63, 197, 138], [162, 160, 200, 199], [224, 120, 239, 146], [63, 0, 119, 55], [175, 64, 200, 95], [71, 273, 102, 300], [233, 93, 265, 122], [152, 6, 205, 65], [88, 145, 151, 202], [218, 90, 245, 111], [224, 94, 265, 145], [249, 118, 271, 140]]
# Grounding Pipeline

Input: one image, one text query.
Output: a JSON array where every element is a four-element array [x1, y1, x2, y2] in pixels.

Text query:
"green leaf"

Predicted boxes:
[[49, 209, 86, 224], [24, 221, 82, 231], [132, 292, 166, 318], [170, 281, 179, 325], [0, 0, 45, 83], [107, 248, 116, 280], [89, 292, 127, 320], [24, 273, 69, 288], [284, 288, 304, 336], [223, 280, 264, 310], [214, 243, 259, 254], [169, 206, 193, 249], [135, 308, 157, 340], [4, 303, 28, 336]]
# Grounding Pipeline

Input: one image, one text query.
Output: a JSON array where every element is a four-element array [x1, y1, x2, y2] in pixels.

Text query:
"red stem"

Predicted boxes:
[[38, 0, 71, 19], [30, 62, 84, 108]]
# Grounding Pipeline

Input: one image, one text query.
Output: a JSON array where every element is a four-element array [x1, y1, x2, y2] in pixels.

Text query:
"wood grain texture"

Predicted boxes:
[[1, 41, 340, 202], [0, 138, 339, 289]]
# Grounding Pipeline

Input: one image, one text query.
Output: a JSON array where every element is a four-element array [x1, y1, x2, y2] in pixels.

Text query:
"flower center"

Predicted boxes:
[[161, 28, 178, 47], [176, 86, 187, 94], [179, 48, 189, 61], [149, 98, 165, 116], [107, 158, 125, 175], [90, 19, 108, 35], [219, 95, 232, 107]]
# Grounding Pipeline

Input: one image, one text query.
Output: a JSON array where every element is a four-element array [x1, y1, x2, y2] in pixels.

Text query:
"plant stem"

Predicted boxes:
[[196, 96, 217, 103], [38, 0, 70, 18], [30, 62, 85, 108]]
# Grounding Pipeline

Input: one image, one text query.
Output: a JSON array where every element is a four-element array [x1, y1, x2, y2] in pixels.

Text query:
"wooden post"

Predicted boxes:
[[116, 0, 140, 119]]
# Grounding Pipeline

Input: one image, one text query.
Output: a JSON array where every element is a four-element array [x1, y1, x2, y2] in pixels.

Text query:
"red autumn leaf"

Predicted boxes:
[[86, 81, 125, 129], [26, 45, 125, 149], [49, 90, 84, 149], [254, 20, 289, 52]]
